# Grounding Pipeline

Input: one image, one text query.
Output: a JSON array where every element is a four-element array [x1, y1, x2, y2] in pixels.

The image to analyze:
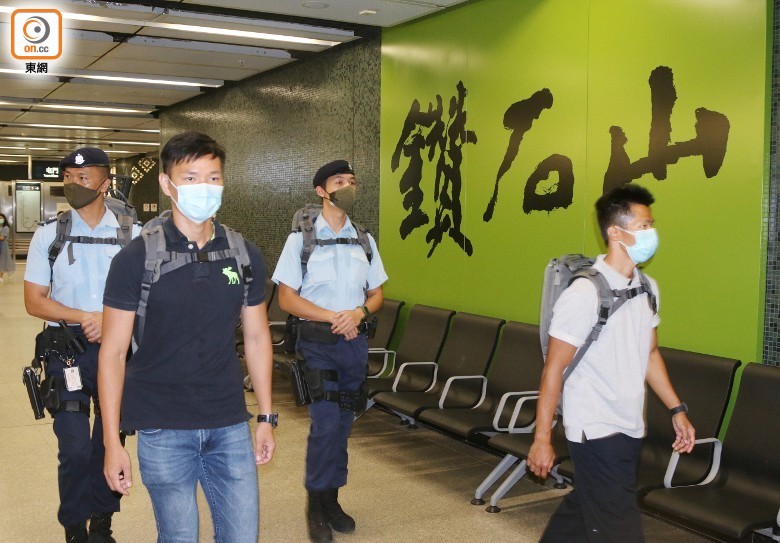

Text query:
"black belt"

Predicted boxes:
[[298, 321, 340, 344]]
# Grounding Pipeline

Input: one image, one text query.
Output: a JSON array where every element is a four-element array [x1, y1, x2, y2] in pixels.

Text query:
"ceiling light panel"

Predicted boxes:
[[178, 0, 469, 27], [0, 127, 159, 143], [88, 40, 292, 82], [15, 111, 158, 129], [59, 11, 342, 49], [45, 83, 198, 107], [0, 76, 60, 100]]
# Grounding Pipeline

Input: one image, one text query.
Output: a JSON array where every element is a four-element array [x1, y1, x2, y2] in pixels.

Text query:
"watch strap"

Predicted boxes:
[[256, 412, 278, 428], [669, 402, 688, 416]]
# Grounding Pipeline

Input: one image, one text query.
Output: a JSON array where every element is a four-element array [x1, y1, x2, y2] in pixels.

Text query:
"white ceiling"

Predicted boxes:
[[0, 0, 468, 166]]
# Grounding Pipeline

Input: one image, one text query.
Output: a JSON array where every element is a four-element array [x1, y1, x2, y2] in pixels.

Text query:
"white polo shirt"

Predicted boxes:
[[549, 255, 660, 442]]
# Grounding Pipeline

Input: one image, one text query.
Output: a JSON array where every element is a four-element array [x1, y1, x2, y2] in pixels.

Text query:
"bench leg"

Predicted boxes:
[[550, 465, 567, 489], [486, 459, 528, 513], [471, 454, 519, 505]]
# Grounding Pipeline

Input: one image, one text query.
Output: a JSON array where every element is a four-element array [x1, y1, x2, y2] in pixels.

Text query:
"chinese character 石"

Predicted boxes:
[[391, 81, 477, 257], [603, 65, 730, 194], [484, 88, 575, 221]]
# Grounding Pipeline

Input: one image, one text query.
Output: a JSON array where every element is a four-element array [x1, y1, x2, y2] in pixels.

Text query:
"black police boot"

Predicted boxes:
[[321, 487, 356, 533], [87, 512, 116, 543], [64, 524, 88, 543], [307, 490, 333, 543]]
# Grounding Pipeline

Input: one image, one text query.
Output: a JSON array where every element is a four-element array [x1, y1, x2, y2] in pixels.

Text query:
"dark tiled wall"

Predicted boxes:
[[767, 0, 780, 365], [116, 154, 160, 224], [159, 38, 381, 275]]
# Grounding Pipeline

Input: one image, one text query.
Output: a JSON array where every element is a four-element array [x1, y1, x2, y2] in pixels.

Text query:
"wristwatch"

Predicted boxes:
[[256, 412, 279, 428], [360, 305, 370, 319], [669, 403, 688, 416]]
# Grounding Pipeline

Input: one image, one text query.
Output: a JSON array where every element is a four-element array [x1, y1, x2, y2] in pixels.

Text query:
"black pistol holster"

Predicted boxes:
[[28, 325, 91, 417], [289, 354, 368, 415]]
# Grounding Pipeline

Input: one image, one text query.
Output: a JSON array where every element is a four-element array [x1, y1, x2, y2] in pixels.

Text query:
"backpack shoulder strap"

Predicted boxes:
[[114, 209, 135, 249], [47, 210, 73, 275], [298, 211, 317, 285], [137, 224, 168, 344], [350, 220, 374, 264], [561, 268, 617, 383], [637, 270, 658, 314], [223, 225, 253, 306]]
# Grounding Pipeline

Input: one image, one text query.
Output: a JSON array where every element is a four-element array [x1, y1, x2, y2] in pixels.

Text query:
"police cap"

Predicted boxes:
[[59, 147, 110, 171], [313, 160, 354, 188]]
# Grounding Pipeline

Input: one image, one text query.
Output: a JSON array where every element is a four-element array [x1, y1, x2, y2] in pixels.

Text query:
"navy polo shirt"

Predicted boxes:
[[103, 219, 266, 431]]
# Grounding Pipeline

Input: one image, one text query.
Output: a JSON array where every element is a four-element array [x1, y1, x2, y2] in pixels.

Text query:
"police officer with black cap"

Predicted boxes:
[[273, 160, 388, 542], [24, 147, 140, 543]]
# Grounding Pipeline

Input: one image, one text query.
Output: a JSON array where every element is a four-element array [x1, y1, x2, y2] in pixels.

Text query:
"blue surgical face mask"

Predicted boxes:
[[617, 227, 659, 264], [169, 180, 223, 224]]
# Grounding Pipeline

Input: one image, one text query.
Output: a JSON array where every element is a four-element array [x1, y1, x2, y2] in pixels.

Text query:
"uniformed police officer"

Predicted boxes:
[[273, 160, 388, 543], [24, 148, 140, 543]]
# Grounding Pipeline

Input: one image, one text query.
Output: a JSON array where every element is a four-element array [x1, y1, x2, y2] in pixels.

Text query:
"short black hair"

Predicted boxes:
[[160, 132, 225, 175], [595, 184, 655, 241], [0, 212, 7, 224]]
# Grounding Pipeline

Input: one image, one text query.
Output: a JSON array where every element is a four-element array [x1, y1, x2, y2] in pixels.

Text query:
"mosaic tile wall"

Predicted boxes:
[[767, 0, 780, 366], [116, 154, 160, 224], [159, 38, 381, 274]]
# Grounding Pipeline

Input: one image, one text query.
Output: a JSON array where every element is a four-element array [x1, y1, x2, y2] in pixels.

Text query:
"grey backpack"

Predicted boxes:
[[135, 214, 253, 344], [45, 196, 136, 272], [540, 254, 657, 384], [291, 204, 373, 285]]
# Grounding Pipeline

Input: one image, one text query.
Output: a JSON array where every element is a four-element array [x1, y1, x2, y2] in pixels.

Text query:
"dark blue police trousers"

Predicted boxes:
[[48, 334, 121, 527], [540, 432, 644, 543], [299, 334, 367, 492]]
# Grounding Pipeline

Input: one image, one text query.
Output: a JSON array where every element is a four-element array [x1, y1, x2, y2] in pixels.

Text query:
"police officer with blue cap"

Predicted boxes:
[[24, 147, 141, 543], [273, 160, 388, 543]]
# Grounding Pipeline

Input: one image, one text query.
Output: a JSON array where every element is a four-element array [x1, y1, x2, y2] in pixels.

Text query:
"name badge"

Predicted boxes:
[[63, 366, 83, 392]]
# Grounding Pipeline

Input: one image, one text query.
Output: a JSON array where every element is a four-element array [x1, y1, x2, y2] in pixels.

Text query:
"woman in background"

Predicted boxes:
[[0, 213, 14, 282]]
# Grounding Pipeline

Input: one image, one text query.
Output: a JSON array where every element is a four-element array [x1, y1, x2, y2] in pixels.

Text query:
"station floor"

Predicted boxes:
[[0, 262, 710, 542]]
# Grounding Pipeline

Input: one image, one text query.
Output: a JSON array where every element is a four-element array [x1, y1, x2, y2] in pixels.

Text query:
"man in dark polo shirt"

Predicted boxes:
[[98, 132, 276, 542]]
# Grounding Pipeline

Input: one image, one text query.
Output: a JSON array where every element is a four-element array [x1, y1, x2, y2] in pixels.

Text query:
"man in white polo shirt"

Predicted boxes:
[[528, 184, 695, 542]]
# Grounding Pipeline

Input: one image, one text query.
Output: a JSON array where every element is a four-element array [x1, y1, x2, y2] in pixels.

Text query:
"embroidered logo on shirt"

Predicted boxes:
[[222, 266, 239, 285], [74, 153, 84, 165]]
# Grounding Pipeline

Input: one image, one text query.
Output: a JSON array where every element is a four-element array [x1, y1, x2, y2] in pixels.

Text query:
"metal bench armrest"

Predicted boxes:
[[492, 391, 539, 432], [663, 437, 722, 488], [438, 375, 487, 409], [367, 349, 396, 378], [392, 361, 438, 392]]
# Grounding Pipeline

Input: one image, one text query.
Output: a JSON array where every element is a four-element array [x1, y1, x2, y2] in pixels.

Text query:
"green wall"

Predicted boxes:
[[380, 0, 769, 364]]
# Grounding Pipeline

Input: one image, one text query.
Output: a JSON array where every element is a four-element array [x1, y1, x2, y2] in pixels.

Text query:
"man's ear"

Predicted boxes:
[[159, 173, 172, 197], [314, 185, 327, 199], [98, 177, 111, 194], [606, 225, 621, 242]]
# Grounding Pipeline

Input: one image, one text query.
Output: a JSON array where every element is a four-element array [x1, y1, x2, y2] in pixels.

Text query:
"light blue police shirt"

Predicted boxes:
[[272, 214, 388, 313], [25, 205, 142, 323]]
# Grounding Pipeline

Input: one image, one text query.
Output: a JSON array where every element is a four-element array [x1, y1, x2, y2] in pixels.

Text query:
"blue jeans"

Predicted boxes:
[[137, 422, 259, 543]]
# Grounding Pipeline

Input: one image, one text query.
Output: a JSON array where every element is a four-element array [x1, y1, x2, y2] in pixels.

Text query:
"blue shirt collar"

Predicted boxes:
[[70, 202, 119, 232], [315, 213, 354, 238]]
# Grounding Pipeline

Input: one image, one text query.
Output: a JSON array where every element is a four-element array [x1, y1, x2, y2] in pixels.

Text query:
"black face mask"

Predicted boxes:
[[64, 183, 102, 209]]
